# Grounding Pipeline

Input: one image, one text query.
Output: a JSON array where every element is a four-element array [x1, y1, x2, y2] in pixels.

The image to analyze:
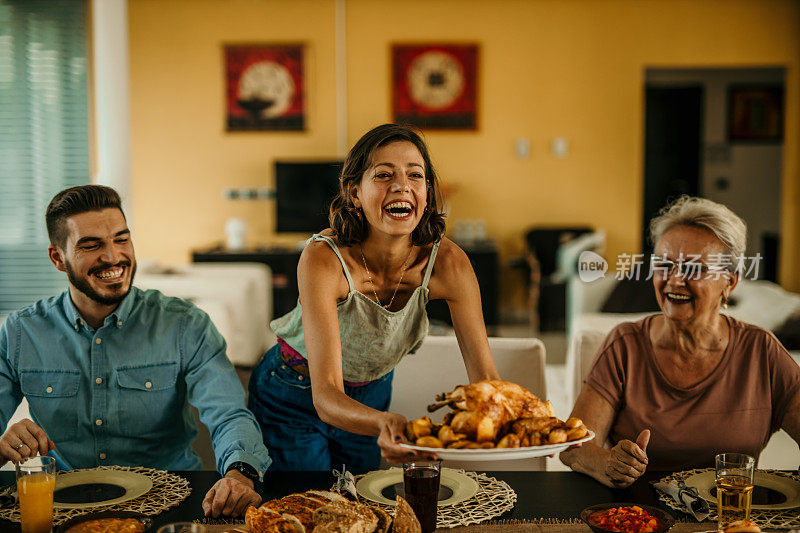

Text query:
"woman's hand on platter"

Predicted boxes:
[[604, 429, 650, 488], [378, 412, 438, 464]]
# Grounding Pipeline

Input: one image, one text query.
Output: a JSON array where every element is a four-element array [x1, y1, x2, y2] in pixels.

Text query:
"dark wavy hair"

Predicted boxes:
[[46, 185, 124, 248], [329, 124, 446, 246]]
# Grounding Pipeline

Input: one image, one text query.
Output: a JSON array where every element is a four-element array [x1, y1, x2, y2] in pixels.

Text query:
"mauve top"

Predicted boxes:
[[585, 314, 800, 470]]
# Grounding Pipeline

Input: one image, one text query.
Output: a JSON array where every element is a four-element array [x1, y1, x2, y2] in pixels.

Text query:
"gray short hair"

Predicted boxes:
[[649, 195, 747, 261]]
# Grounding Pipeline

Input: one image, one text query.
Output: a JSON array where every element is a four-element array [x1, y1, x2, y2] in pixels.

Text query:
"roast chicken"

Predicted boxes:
[[406, 379, 589, 449], [426, 380, 555, 442]]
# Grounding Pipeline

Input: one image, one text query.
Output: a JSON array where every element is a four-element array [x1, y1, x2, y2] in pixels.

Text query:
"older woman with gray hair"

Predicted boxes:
[[561, 196, 800, 486]]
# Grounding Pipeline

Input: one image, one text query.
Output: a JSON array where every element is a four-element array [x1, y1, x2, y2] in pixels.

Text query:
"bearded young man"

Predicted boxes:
[[0, 185, 270, 518]]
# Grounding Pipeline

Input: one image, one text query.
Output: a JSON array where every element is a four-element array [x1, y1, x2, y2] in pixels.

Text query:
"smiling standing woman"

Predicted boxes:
[[560, 196, 800, 487], [248, 124, 500, 472]]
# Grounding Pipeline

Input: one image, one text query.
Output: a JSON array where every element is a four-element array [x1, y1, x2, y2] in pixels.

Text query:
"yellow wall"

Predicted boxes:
[[129, 0, 339, 256], [129, 0, 800, 315]]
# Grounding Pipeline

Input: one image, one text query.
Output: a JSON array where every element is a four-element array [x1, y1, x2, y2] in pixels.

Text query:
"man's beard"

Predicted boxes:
[[65, 260, 136, 306]]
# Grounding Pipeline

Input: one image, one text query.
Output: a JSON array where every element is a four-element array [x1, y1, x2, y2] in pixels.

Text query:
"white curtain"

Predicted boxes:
[[0, 0, 89, 314]]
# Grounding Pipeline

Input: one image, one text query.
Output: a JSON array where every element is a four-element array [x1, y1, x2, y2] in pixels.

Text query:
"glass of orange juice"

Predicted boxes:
[[15, 456, 56, 533]]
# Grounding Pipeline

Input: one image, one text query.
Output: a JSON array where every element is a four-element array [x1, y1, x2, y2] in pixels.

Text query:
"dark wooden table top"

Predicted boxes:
[[0, 469, 682, 531]]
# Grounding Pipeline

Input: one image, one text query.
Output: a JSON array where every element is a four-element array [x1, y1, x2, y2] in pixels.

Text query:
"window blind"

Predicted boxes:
[[0, 0, 89, 315]]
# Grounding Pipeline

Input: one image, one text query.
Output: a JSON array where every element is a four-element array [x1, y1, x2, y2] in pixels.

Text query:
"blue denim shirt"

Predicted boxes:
[[0, 287, 271, 477]]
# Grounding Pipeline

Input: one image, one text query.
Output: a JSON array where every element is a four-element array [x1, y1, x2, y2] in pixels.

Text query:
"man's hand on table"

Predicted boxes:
[[0, 419, 55, 464], [202, 469, 262, 517]]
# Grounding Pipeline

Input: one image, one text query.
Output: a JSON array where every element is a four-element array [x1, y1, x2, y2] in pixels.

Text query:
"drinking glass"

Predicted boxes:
[[715, 453, 755, 528], [156, 524, 206, 533], [15, 456, 56, 533], [403, 460, 442, 533]]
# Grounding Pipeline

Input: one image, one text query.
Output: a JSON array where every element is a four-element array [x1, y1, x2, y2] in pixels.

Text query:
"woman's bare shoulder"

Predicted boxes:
[[300, 233, 342, 272], [431, 237, 472, 274], [299, 232, 352, 299]]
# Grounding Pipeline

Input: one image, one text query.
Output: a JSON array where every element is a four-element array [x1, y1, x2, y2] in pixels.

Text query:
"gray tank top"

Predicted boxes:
[[270, 234, 441, 382]]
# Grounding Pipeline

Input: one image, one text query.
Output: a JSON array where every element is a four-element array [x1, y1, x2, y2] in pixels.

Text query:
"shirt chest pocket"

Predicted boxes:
[[20, 370, 81, 442], [115, 362, 181, 437]]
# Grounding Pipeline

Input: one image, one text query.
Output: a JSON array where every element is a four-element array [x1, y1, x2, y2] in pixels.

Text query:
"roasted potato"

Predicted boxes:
[[415, 436, 443, 448], [437, 425, 467, 446], [566, 425, 588, 441], [565, 417, 583, 429], [547, 428, 567, 444], [405, 417, 433, 440], [496, 433, 521, 448]]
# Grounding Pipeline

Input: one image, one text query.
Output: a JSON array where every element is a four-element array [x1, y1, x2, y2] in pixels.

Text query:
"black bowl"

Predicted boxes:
[[56, 510, 153, 532], [581, 502, 675, 533]]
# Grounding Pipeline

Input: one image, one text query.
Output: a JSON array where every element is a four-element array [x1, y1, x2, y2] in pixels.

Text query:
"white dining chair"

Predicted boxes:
[[390, 335, 548, 471], [135, 262, 274, 367]]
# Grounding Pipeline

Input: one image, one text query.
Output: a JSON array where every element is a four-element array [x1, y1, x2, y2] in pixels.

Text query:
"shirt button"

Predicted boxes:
[[117, 321, 122, 326], [280, 364, 287, 370], [46, 386, 53, 394], [145, 381, 152, 389], [95, 338, 102, 345], [298, 375, 304, 381], [95, 377, 103, 385], [99, 453, 106, 460], [95, 419, 103, 426]]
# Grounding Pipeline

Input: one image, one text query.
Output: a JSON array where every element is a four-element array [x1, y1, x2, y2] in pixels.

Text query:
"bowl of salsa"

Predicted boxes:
[[581, 503, 675, 533]]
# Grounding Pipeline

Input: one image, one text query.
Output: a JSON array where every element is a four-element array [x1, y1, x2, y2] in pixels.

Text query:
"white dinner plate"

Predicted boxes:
[[684, 470, 800, 510], [53, 469, 153, 509], [400, 430, 595, 461], [356, 467, 478, 507]]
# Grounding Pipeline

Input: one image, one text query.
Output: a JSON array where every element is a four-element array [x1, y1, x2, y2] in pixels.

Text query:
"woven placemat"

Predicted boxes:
[[438, 522, 724, 532], [0, 465, 191, 525], [656, 468, 800, 529], [357, 470, 517, 529], [198, 470, 516, 529]]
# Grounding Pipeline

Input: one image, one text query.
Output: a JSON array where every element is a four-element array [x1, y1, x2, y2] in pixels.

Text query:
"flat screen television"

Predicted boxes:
[[275, 161, 343, 233]]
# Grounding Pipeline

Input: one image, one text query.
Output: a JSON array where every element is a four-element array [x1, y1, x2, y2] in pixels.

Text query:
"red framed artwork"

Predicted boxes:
[[224, 44, 304, 131], [727, 85, 784, 142], [392, 43, 479, 130]]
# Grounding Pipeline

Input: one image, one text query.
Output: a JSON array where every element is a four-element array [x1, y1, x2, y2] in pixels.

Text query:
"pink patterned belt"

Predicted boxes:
[[277, 337, 374, 387]]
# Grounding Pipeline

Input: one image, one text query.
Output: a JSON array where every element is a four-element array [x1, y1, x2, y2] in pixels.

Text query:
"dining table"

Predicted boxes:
[[0, 469, 695, 531]]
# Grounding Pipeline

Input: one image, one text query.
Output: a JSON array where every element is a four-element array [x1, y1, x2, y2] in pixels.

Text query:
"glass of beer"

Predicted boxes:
[[403, 460, 442, 533], [715, 453, 755, 528], [15, 456, 56, 533]]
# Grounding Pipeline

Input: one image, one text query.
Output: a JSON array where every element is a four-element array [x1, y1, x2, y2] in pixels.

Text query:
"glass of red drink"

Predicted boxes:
[[403, 460, 442, 533]]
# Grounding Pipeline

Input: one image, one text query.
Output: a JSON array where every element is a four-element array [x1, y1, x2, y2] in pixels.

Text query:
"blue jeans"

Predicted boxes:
[[248, 344, 393, 474]]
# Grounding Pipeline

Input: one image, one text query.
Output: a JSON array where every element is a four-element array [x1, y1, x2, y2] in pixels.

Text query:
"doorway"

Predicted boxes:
[[644, 68, 785, 281], [643, 85, 703, 254]]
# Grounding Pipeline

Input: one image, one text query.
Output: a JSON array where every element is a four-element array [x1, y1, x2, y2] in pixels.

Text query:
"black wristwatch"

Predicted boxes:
[[226, 461, 260, 487]]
